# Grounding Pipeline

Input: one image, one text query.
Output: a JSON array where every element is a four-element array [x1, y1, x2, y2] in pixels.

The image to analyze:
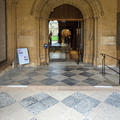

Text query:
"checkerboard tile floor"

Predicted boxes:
[[0, 89, 120, 120], [62, 92, 100, 114], [0, 92, 15, 108], [20, 93, 58, 115], [0, 62, 119, 86]]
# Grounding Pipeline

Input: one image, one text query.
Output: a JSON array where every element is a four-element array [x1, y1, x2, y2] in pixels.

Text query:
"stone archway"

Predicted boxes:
[[31, 0, 104, 66]]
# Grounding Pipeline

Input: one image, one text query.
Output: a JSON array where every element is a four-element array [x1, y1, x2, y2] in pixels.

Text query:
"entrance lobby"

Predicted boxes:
[[0, 0, 120, 120]]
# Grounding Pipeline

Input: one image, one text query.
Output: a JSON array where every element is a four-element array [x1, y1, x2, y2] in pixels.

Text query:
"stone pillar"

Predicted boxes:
[[83, 17, 94, 64], [83, 18, 88, 63], [7, 0, 17, 65], [39, 17, 49, 64], [93, 17, 99, 66], [0, 0, 7, 63], [117, 0, 120, 59], [35, 17, 40, 65]]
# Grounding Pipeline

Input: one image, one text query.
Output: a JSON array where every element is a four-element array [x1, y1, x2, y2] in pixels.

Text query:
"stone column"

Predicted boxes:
[[39, 17, 49, 64], [35, 17, 41, 65], [117, 0, 120, 59], [83, 17, 94, 64], [93, 17, 99, 66], [7, 0, 17, 65]]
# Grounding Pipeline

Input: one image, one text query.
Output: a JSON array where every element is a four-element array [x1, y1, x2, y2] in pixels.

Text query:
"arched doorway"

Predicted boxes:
[[31, 0, 104, 66], [48, 4, 84, 63]]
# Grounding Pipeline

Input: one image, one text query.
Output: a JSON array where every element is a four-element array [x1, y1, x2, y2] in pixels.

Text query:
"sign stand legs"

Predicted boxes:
[[19, 65, 22, 71]]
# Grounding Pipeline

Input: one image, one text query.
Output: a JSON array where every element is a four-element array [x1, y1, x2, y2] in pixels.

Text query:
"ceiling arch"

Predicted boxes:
[[31, 0, 104, 19], [49, 4, 83, 19], [41, 0, 91, 19]]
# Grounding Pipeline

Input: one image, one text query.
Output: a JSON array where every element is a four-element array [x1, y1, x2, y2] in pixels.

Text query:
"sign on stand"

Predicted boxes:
[[17, 48, 30, 66]]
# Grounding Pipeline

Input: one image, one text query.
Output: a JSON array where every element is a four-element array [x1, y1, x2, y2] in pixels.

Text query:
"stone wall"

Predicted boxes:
[[6, 0, 118, 66], [117, 0, 120, 59], [98, 0, 117, 65], [0, 0, 7, 63], [6, 0, 17, 64], [16, 0, 38, 65]]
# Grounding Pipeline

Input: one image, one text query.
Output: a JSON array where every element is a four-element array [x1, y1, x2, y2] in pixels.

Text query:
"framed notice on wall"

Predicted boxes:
[[17, 48, 30, 65]]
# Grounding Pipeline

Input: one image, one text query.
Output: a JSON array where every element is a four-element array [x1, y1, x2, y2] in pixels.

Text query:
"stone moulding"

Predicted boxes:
[[31, 0, 104, 19], [29, 0, 104, 65]]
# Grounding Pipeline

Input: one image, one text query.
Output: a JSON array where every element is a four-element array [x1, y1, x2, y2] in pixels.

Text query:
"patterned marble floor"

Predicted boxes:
[[0, 62, 119, 86], [0, 87, 120, 120]]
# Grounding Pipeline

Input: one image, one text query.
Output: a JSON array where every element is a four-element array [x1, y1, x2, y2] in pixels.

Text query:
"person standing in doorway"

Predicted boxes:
[[49, 32, 52, 46]]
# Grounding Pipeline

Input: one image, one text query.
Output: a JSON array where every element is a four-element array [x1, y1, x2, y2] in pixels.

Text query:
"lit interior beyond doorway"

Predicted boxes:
[[49, 20, 66, 61], [49, 20, 84, 62], [48, 4, 84, 63]]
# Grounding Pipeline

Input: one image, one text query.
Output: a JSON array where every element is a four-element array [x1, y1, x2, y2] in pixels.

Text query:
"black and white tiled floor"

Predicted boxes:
[[0, 62, 119, 86], [0, 89, 120, 120], [62, 92, 100, 115], [20, 93, 59, 115], [0, 62, 120, 120], [0, 92, 16, 108]]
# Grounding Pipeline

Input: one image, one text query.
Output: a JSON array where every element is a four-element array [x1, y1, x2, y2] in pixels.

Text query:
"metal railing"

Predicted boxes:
[[101, 53, 120, 85]]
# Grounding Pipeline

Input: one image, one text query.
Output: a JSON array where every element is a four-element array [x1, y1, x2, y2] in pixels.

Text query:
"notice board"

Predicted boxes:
[[17, 48, 30, 65]]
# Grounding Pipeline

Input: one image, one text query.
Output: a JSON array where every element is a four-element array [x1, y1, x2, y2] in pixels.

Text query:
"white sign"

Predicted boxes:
[[17, 48, 30, 65]]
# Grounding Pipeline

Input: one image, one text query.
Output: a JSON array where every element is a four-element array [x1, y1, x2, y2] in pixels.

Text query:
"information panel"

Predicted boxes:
[[17, 48, 30, 65]]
